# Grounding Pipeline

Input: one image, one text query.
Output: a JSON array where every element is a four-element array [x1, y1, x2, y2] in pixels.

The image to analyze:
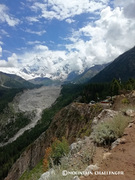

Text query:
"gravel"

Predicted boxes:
[[0, 86, 61, 147]]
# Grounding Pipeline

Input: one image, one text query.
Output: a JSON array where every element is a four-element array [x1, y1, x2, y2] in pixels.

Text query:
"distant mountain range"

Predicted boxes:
[[90, 46, 135, 83], [0, 46, 135, 85]]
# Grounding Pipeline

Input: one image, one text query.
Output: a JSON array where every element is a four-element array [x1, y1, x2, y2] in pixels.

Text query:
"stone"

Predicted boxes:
[[128, 123, 134, 128], [125, 109, 135, 117], [38, 169, 55, 180], [103, 152, 112, 160], [92, 109, 119, 128], [111, 139, 121, 149], [70, 141, 83, 154], [84, 164, 99, 176], [72, 176, 80, 180], [111, 137, 126, 149], [120, 138, 126, 144]]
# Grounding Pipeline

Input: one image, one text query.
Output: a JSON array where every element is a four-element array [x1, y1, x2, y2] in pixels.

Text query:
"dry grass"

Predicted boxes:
[[92, 113, 130, 146]]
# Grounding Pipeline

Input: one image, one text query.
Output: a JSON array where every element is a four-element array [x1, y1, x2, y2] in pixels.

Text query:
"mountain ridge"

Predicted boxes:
[[90, 46, 135, 83], [0, 71, 36, 89]]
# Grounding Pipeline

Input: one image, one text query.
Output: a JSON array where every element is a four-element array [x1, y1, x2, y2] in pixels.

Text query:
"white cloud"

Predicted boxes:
[[27, 40, 45, 45], [26, 16, 39, 23], [0, 46, 2, 57], [66, 5, 135, 67], [0, 29, 9, 37], [123, 2, 135, 19], [0, 53, 19, 67], [7, 53, 18, 67], [65, 18, 75, 24], [25, 28, 46, 35], [34, 45, 48, 51], [114, 0, 135, 19], [0, 4, 20, 26], [30, 0, 107, 21]]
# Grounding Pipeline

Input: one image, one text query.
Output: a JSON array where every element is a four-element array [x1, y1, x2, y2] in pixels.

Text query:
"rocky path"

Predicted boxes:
[[0, 86, 61, 147], [81, 120, 135, 180]]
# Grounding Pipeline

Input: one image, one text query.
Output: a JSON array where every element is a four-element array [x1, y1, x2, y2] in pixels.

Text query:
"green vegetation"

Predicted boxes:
[[46, 145, 95, 180], [121, 98, 129, 104], [93, 114, 130, 146], [0, 87, 23, 113], [43, 137, 69, 172], [20, 142, 95, 180], [0, 71, 38, 89], [51, 137, 69, 165], [0, 112, 31, 142], [90, 47, 135, 83], [19, 160, 43, 180], [81, 78, 135, 103]]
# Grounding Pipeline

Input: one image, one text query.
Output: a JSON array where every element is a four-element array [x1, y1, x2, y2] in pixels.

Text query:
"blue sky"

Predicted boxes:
[[0, 0, 135, 79]]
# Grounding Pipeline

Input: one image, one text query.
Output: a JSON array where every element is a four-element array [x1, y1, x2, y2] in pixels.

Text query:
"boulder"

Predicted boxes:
[[103, 152, 112, 160], [72, 176, 80, 180], [111, 139, 121, 149], [111, 138, 126, 149], [38, 169, 55, 180], [125, 109, 135, 117], [92, 109, 118, 128], [84, 164, 99, 176], [70, 141, 83, 154]]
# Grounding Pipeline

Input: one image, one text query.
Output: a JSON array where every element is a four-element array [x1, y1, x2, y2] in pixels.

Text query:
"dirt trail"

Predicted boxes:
[[0, 86, 61, 147], [81, 121, 135, 180]]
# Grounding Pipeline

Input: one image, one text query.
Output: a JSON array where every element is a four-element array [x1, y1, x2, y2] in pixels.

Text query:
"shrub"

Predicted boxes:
[[51, 137, 69, 165], [93, 114, 129, 146], [43, 137, 69, 171], [43, 147, 52, 172], [121, 98, 129, 104]]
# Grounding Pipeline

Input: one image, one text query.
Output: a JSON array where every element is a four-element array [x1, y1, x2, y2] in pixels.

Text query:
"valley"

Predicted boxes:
[[0, 86, 61, 147], [0, 0, 134, 179], [1, 47, 135, 180]]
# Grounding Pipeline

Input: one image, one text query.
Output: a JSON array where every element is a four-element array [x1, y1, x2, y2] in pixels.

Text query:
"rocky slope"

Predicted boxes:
[[90, 46, 135, 82]]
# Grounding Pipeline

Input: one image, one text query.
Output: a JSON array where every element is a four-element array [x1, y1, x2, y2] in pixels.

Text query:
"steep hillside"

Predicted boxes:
[[0, 72, 36, 89], [90, 46, 135, 83], [4, 102, 102, 180], [72, 64, 108, 84]]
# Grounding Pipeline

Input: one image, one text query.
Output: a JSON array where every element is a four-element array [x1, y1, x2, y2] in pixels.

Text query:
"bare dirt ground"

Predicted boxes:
[[0, 86, 61, 147], [81, 120, 135, 180]]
